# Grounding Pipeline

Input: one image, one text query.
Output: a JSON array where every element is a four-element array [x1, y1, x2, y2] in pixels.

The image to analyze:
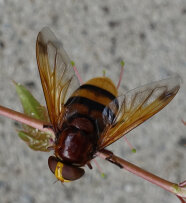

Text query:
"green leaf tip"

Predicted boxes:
[[101, 173, 106, 178], [132, 148, 137, 153], [18, 131, 31, 142], [102, 69, 106, 77], [14, 83, 53, 152], [120, 60, 125, 67], [71, 61, 75, 66], [14, 82, 48, 122]]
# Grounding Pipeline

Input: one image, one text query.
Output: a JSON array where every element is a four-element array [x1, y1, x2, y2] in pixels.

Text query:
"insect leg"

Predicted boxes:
[[99, 149, 123, 169]]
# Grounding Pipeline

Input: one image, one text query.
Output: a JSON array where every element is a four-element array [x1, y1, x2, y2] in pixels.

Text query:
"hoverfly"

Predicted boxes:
[[19, 27, 180, 183]]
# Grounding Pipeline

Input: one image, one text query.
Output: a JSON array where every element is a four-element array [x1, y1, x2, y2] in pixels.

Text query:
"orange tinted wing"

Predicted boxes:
[[36, 27, 80, 130], [98, 75, 180, 150]]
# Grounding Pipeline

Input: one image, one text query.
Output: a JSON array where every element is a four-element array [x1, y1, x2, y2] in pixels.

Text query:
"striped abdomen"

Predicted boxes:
[[55, 77, 118, 166], [65, 77, 118, 133]]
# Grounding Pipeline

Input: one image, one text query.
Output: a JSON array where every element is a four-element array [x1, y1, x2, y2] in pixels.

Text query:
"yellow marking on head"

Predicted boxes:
[[55, 162, 71, 183]]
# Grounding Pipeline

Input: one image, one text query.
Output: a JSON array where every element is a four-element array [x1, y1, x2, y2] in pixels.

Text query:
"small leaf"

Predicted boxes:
[[18, 131, 31, 142], [14, 82, 54, 152], [18, 131, 53, 151], [14, 82, 48, 122]]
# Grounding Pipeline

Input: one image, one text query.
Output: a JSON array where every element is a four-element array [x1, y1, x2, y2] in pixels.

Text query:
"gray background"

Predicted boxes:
[[0, 0, 186, 203]]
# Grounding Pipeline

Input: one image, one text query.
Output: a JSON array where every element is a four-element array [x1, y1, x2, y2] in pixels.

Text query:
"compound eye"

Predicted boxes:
[[48, 156, 85, 182]]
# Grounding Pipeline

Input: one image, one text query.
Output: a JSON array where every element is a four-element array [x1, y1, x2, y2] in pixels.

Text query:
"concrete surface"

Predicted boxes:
[[0, 0, 186, 203]]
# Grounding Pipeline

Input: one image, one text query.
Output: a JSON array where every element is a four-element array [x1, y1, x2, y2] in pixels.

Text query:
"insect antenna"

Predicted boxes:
[[60, 181, 66, 188], [116, 60, 125, 89], [53, 179, 60, 184]]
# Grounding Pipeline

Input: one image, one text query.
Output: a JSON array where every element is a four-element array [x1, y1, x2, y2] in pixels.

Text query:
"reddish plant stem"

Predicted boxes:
[[182, 119, 186, 125], [179, 180, 186, 187], [97, 149, 186, 199], [0, 105, 53, 135], [116, 63, 124, 89], [176, 195, 186, 203], [0, 105, 185, 200], [72, 65, 83, 85]]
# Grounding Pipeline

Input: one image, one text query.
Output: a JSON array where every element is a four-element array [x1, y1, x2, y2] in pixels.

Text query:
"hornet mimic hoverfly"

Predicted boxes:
[[19, 27, 180, 182]]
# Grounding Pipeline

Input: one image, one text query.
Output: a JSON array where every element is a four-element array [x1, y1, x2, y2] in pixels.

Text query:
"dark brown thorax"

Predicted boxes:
[[55, 115, 98, 166]]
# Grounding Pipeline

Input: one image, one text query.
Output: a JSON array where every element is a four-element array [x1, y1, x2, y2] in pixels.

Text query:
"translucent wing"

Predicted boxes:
[[98, 75, 181, 150], [36, 27, 80, 130]]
